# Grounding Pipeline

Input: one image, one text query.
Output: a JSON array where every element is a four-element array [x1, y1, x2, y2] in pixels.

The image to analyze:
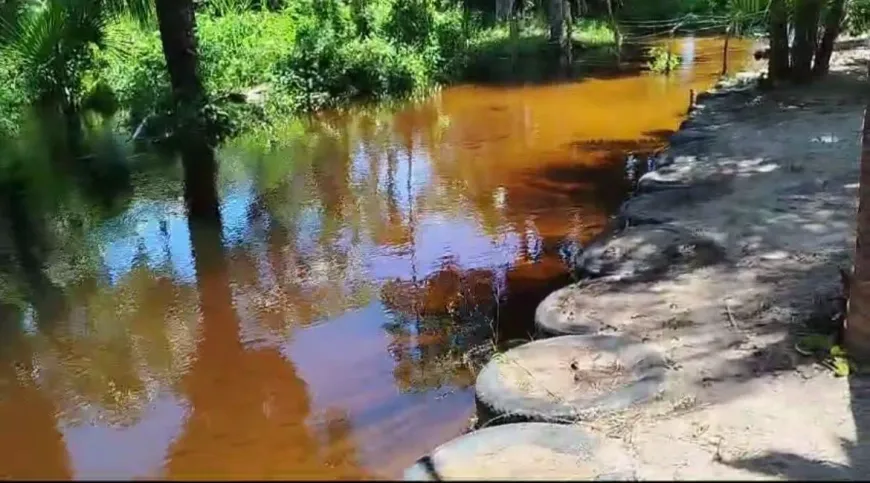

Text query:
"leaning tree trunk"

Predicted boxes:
[[154, 0, 221, 224], [813, 0, 848, 77], [792, 0, 824, 83], [768, 0, 791, 83], [847, 106, 870, 362]]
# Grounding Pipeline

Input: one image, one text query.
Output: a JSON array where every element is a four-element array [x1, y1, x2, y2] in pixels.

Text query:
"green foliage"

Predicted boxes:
[[0, 0, 470, 141], [197, 10, 297, 94], [92, 18, 169, 133], [722, 0, 770, 34], [464, 16, 615, 82], [646, 46, 683, 73], [384, 0, 436, 48], [0, 0, 153, 113], [845, 0, 870, 35], [271, 0, 467, 112], [620, 0, 725, 21], [0, 54, 25, 135], [796, 333, 852, 377], [204, 0, 255, 17], [830, 345, 851, 377]]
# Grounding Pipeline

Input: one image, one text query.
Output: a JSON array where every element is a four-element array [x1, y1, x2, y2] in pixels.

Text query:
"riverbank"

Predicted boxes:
[[410, 39, 870, 479], [558, 39, 870, 479]]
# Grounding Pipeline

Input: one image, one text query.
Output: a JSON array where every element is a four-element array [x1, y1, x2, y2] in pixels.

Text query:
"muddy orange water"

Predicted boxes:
[[0, 37, 756, 479]]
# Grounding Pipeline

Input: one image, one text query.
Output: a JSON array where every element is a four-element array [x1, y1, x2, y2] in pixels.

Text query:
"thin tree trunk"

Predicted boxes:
[[768, 0, 791, 83], [792, 0, 824, 83], [813, 0, 848, 77], [548, 0, 564, 44], [722, 25, 731, 76], [563, 0, 573, 70], [605, 0, 621, 65], [847, 106, 870, 361], [509, 9, 519, 68]]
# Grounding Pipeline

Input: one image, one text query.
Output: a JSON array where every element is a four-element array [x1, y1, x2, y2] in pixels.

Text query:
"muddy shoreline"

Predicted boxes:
[[409, 39, 870, 480]]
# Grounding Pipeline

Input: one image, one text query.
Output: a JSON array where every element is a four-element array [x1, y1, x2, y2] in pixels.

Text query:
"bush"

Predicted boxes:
[[2, 0, 474, 143], [0, 55, 26, 136], [272, 22, 431, 112], [197, 10, 297, 93], [385, 0, 437, 48], [846, 0, 870, 36], [647, 46, 682, 73], [94, 18, 170, 131]]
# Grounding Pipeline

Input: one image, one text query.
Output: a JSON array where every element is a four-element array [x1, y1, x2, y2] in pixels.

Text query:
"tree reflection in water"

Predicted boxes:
[[165, 142, 370, 479]]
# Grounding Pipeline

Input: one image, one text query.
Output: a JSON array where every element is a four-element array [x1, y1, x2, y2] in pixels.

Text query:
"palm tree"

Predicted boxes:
[[0, 0, 152, 115], [153, 0, 204, 109], [846, 107, 870, 361], [153, 0, 222, 223]]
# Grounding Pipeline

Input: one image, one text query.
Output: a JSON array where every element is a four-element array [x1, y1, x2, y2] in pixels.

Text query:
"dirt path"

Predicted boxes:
[[555, 40, 870, 480]]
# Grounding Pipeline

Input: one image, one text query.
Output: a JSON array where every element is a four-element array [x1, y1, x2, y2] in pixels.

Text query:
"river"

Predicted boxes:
[[0, 36, 756, 479]]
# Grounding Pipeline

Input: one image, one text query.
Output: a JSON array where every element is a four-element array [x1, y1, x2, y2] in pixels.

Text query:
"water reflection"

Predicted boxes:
[[0, 36, 756, 479]]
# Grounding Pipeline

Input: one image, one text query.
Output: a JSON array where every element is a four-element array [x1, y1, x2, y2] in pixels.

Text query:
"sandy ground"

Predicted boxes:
[[413, 40, 870, 481], [552, 40, 870, 480]]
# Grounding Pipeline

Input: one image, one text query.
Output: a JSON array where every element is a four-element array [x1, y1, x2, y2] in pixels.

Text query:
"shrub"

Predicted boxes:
[[384, 0, 437, 48], [197, 10, 297, 94], [273, 23, 432, 112], [3, 0, 474, 142], [647, 46, 682, 73], [0, 55, 26, 136], [94, 18, 170, 131]]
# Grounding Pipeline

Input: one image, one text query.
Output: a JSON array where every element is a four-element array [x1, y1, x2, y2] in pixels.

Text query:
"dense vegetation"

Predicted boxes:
[[1, 0, 866, 144], [0, 0, 474, 142]]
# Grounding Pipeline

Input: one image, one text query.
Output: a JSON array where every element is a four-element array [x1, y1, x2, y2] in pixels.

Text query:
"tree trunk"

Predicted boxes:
[[496, 0, 516, 22], [154, 0, 221, 223], [548, 0, 564, 44], [846, 107, 870, 362], [605, 0, 621, 64], [154, 0, 205, 108], [3, 180, 65, 325], [768, 0, 791, 83], [563, 0, 573, 70], [722, 25, 731, 76], [180, 140, 223, 227], [813, 0, 848, 77], [509, 9, 519, 68], [792, 0, 824, 83]]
